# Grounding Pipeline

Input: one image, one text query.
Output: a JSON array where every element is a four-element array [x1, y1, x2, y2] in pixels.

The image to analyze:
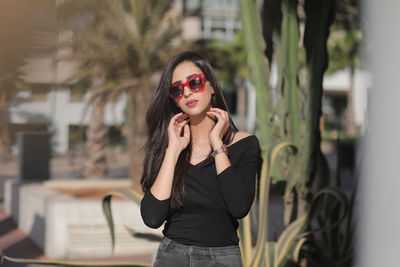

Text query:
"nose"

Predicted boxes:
[[183, 85, 193, 98]]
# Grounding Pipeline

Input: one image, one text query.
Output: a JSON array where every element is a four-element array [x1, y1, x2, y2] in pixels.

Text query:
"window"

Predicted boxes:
[[30, 83, 51, 102]]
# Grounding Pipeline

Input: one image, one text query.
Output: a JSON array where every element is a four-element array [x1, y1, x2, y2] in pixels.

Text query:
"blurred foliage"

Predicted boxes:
[[193, 31, 248, 92], [327, 28, 360, 75], [57, 0, 188, 182], [327, 0, 361, 74]]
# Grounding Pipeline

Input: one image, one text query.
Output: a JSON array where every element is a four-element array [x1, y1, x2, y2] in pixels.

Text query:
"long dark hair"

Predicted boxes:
[[140, 51, 238, 209]]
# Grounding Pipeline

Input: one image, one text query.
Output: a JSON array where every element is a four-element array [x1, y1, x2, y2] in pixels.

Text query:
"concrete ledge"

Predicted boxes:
[[3, 178, 162, 260]]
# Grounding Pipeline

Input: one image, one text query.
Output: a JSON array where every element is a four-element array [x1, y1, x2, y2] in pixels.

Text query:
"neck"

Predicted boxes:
[[189, 113, 215, 146]]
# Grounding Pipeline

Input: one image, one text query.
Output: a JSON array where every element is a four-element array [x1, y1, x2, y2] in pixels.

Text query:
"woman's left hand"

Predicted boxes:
[[206, 107, 230, 149]]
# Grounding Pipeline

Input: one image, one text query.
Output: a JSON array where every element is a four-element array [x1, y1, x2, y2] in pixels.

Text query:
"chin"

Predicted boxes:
[[184, 110, 201, 117], [183, 107, 207, 117]]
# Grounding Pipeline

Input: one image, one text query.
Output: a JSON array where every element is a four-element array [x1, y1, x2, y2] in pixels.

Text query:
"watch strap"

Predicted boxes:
[[211, 144, 228, 158]]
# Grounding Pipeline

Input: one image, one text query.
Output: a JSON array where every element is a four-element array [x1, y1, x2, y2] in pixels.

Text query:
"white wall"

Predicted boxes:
[[357, 0, 400, 266], [323, 68, 370, 130], [10, 87, 126, 153]]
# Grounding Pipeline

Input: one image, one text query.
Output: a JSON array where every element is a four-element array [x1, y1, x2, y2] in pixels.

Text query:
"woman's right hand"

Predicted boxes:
[[167, 112, 190, 153]]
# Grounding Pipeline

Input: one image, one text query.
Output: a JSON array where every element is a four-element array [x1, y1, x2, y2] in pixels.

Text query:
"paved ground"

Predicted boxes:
[[0, 201, 154, 267], [0, 202, 46, 267]]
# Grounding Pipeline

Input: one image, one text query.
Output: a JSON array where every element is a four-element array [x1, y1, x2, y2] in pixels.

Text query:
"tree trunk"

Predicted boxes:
[[346, 63, 357, 136], [83, 66, 108, 179], [0, 91, 11, 160], [127, 76, 154, 193]]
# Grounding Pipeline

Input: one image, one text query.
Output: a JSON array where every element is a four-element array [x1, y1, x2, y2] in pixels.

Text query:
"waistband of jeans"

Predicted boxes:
[[162, 236, 241, 255]]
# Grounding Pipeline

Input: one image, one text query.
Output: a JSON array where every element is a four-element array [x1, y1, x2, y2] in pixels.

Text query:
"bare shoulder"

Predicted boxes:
[[229, 131, 254, 146]]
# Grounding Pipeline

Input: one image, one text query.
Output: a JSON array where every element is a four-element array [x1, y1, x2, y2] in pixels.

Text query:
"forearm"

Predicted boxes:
[[216, 165, 257, 219], [214, 151, 232, 175], [215, 144, 260, 219], [212, 141, 231, 175], [150, 147, 181, 200]]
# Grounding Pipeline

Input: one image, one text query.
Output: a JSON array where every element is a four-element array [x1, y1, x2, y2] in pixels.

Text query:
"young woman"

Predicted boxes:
[[140, 51, 261, 267]]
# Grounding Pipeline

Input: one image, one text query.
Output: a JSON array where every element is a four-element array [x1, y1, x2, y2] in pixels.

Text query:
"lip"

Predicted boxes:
[[185, 99, 198, 107]]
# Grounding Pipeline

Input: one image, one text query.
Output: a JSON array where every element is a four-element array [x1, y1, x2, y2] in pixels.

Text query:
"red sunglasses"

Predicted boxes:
[[169, 73, 207, 101]]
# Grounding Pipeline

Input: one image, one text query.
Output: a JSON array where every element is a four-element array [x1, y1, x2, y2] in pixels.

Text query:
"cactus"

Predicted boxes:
[[238, 0, 352, 266]]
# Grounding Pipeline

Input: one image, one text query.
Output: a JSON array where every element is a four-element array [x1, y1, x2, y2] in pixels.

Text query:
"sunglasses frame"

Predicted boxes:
[[169, 73, 207, 101]]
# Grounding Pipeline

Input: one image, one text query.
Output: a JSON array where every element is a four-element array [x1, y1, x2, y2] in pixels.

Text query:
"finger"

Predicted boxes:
[[178, 118, 190, 127], [206, 111, 217, 117], [173, 112, 184, 118], [170, 112, 183, 125], [175, 113, 189, 125], [176, 119, 189, 132], [177, 114, 189, 124], [172, 114, 188, 127], [206, 111, 220, 120], [207, 110, 220, 115], [207, 110, 224, 120], [211, 109, 227, 117], [183, 124, 190, 138], [209, 113, 224, 123], [206, 112, 218, 122], [209, 107, 224, 114], [222, 111, 228, 121], [211, 108, 228, 120], [177, 120, 190, 137], [209, 107, 222, 111], [177, 118, 190, 127]]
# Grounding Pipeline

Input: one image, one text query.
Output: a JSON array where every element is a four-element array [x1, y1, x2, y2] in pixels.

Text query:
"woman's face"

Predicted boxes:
[[171, 61, 215, 116]]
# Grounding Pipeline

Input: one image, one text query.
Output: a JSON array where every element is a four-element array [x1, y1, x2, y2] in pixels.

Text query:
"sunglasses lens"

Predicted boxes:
[[170, 86, 183, 99], [170, 74, 205, 100], [188, 77, 204, 90]]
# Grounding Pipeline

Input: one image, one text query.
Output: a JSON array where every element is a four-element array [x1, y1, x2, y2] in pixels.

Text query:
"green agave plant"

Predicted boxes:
[[237, 142, 352, 267], [238, 141, 306, 267], [301, 187, 355, 266], [102, 188, 162, 251]]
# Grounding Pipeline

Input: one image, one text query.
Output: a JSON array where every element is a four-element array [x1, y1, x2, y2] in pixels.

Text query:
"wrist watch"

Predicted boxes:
[[211, 144, 228, 158]]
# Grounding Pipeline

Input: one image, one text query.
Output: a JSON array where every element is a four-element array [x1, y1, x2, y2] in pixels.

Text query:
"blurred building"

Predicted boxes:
[[6, 0, 126, 155], [181, 0, 241, 41], [322, 68, 370, 136], [7, 0, 368, 155], [8, 0, 244, 154]]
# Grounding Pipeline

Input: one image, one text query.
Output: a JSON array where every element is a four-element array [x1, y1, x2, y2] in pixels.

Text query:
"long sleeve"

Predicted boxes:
[[216, 137, 261, 219], [140, 189, 170, 229]]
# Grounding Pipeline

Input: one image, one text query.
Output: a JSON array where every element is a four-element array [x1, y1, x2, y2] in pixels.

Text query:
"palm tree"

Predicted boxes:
[[57, 1, 127, 178], [57, 0, 185, 186]]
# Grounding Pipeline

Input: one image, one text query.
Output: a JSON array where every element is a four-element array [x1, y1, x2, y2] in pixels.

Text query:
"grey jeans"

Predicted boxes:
[[153, 237, 243, 267]]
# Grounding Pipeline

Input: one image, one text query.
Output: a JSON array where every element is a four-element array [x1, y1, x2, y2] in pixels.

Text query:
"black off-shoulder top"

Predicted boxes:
[[140, 135, 262, 247]]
